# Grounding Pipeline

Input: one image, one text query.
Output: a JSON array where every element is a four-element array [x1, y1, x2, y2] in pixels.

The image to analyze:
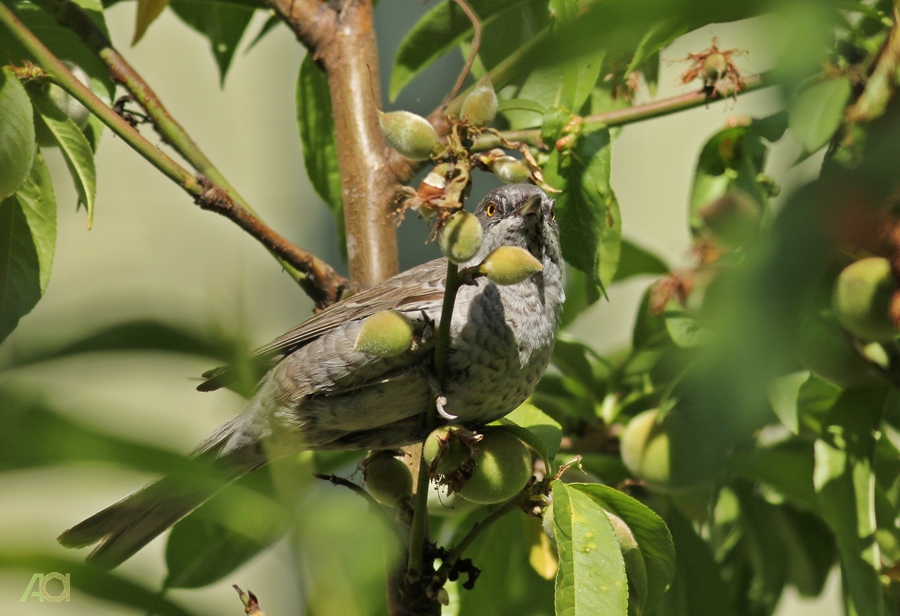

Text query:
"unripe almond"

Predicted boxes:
[[354, 310, 414, 357], [423, 427, 471, 478], [833, 257, 898, 342], [490, 156, 530, 184], [440, 210, 483, 264], [364, 452, 413, 506], [378, 110, 440, 160], [703, 53, 728, 80], [457, 429, 531, 504], [461, 74, 498, 127], [620, 409, 671, 491], [482, 246, 543, 285]]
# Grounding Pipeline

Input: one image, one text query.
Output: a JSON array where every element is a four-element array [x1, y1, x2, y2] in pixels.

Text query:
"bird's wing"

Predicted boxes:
[[197, 258, 448, 391]]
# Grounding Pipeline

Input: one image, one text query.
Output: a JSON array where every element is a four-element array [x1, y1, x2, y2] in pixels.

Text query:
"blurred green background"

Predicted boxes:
[[0, 1, 841, 614]]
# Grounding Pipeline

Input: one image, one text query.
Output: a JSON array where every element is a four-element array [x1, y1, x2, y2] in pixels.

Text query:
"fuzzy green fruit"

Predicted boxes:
[[703, 53, 728, 79], [482, 246, 543, 285], [461, 74, 498, 127], [457, 429, 532, 504], [378, 110, 439, 161], [491, 156, 530, 184], [423, 427, 470, 478], [833, 257, 898, 342], [354, 310, 414, 357], [620, 409, 671, 491], [364, 452, 413, 506], [440, 210, 483, 264]]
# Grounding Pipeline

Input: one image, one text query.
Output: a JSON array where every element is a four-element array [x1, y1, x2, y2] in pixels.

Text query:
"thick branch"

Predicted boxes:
[[0, 1, 350, 308], [270, 0, 399, 288]]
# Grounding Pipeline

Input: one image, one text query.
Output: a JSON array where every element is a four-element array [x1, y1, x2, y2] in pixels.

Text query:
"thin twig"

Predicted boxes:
[[0, 1, 351, 308], [313, 473, 409, 546], [442, 0, 482, 110]]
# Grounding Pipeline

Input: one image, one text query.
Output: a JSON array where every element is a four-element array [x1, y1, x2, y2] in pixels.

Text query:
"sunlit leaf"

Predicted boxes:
[[31, 91, 96, 228], [766, 371, 808, 434], [0, 68, 35, 201], [498, 401, 562, 467], [612, 239, 668, 283], [297, 55, 346, 258], [0, 151, 56, 343], [170, 0, 255, 85], [788, 77, 852, 154], [551, 480, 627, 616]]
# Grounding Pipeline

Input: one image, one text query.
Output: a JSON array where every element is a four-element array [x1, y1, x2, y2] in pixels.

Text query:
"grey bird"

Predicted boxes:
[[58, 184, 564, 569]]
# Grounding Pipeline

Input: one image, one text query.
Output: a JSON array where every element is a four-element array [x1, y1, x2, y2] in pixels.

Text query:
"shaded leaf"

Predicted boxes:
[[788, 77, 852, 154], [612, 239, 668, 283], [389, 0, 533, 101], [766, 371, 808, 434], [499, 402, 562, 467], [570, 483, 675, 614], [551, 480, 627, 616], [0, 552, 202, 615], [0, 68, 35, 200], [297, 55, 346, 258], [169, 0, 255, 85], [31, 91, 96, 228], [0, 152, 55, 343], [133, 0, 170, 43], [729, 439, 818, 512]]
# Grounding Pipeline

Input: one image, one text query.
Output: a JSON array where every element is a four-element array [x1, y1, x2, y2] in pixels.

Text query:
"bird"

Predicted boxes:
[[58, 183, 564, 569]]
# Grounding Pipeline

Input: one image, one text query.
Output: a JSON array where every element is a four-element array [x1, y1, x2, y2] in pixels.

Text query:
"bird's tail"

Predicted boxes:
[[58, 416, 266, 570]]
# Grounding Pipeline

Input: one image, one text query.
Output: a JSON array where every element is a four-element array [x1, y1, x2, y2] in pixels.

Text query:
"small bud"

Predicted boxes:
[[703, 53, 728, 80], [437, 588, 450, 606], [481, 246, 543, 285], [461, 74, 498, 127], [490, 156, 530, 184], [440, 210, 483, 264], [354, 310, 415, 357], [378, 110, 440, 161]]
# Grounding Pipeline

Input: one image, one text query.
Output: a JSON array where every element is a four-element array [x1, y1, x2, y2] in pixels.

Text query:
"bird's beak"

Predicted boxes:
[[517, 195, 541, 217]]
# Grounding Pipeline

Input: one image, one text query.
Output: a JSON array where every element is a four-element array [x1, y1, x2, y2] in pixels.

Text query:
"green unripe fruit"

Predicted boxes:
[[482, 246, 543, 285], [491, 156, 530, 184], [364, 452, 413, 506], [423, 427, 470, 478], [461, 74, 498, 127], [457, 429, 532, 504], [703, 53, 728, 79], [833, 257, 898, 342], [378, 110, 440, 160], [440, 210, 483, 264], [354, 310, 414, 357], [620, 409, 671, 491]]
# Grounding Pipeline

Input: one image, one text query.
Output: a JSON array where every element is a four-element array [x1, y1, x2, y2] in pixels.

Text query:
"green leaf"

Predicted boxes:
[[612, 239, 668, 283], [766, 370, 808, 434], [813, 387, 886, 616], [570, 484, 675, 614], [551, 480, 627, 616], [389, 0, 533, 101], [297, 55, 346, 259], [31, 91, 96, 228], [543, 130, 622, 298], [501, 402, 562, 463], [0, 68, 35, 200], [774, 505, 837, 597], [788, 76, 852, 154], [165, 466, 293, 588], [664, 311, 714, 348], [0, 151, 55, 343], [496, 98, 547, 114], [245, 12, 280, 53], [0, 552, 203, 616], [169, 0, 255, 85], [133, 0, 170, 43], [729, 440, 818, 512]]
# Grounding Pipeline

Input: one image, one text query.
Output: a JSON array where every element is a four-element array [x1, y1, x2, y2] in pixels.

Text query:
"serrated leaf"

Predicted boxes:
[[0, 552, 202, 616], [813, 387, 886, 616], [164, 466, 292, 588], [570, 483, 675, 614], [0, 68, 35, 201], [31, 91, 96, 228], [543, 130, 622, 298], [612, 239, 668, 283], [788, 77, 852, 154], [389, 0, 533, 101], [297, 55, 346, 259], [169, 0, 255, 85], [0, 152, 55, 343], [500, 401, 562, 465], [133, 0, 170, 43], [551, 480, 627, 616]]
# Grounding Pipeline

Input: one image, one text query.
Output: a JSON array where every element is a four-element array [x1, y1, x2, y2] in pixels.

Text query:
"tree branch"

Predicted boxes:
[[269, 0, 400, 288], [0, 1, 350, 308], [441, 0, 482, 109]]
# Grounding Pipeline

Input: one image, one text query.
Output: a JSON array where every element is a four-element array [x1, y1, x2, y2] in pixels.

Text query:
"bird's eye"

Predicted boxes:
[[485, 203, 497, 217]]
